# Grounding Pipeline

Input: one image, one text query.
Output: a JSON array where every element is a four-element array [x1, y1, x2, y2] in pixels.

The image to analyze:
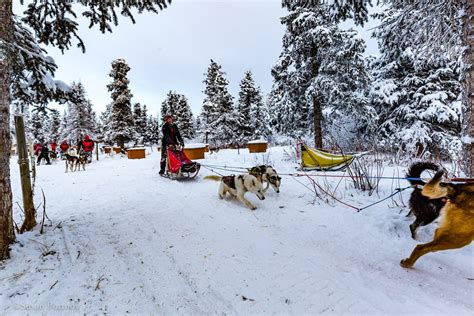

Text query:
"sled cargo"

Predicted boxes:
[[301, 144, 355, 171], [163, 145, 201, 180]]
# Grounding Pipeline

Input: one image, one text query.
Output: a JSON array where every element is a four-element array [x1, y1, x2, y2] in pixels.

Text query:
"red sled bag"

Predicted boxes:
[[165, 145, 200, 179]]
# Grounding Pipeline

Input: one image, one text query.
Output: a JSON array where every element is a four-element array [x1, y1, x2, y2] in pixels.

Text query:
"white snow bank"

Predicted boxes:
[[185, 143, 206, 149], [248, 139, 268, 144]]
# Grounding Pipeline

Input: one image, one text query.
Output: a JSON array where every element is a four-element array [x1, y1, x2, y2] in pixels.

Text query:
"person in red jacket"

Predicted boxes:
[[50, 141, 57, 152], [33, 142, 42, 156], [59, 140, 69, 159], [82, 135, 94, 163]]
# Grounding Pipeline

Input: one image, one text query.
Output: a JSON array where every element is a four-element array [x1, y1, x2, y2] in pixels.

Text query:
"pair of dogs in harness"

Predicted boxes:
[[208, 165, 282, 210]]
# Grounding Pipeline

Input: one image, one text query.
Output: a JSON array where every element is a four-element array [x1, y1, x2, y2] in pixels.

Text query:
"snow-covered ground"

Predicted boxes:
[[1, 147, 473, 315]]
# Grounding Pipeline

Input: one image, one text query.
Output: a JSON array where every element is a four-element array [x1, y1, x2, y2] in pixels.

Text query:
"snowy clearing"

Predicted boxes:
[[1, 147, 473, 315]]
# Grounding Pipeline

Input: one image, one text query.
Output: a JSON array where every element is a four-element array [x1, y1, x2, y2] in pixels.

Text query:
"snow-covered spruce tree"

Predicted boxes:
[[282, 0, 371, 26], [99, 104, 112, 144], [29, 105, 49, 144], [61, 82, 96, 142], [0, 0, 171, 260], [268, 4, 373, 148], [161, 91, 195, 139], [201, 60, 236, 146], [106, 59, 136, 148], [161, 91, 177, 122], [133, 102, 147, 144], [47, 108, 61, 143], [236, 71, 259, 143], [146, 115, 161, 145], [174, 94, 194, 139], [371, 7, 463, 160]]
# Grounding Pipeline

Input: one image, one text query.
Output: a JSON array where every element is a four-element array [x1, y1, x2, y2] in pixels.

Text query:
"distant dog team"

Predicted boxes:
[[65, 153, 86, 173]]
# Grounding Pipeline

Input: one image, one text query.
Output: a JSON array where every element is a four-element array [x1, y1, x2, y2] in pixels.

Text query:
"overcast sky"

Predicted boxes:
[[14, 0, 380, 117]]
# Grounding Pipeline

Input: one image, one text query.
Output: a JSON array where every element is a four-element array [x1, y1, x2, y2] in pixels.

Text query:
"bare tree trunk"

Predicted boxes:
[[461, 0, 474, 177], [313, 96, 323, 148], [467, 2, 474, 177], [0, 0, 15, 260]]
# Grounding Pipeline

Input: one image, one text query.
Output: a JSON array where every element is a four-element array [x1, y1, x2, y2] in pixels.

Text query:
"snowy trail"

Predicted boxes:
[[1, 148, 473, 315]]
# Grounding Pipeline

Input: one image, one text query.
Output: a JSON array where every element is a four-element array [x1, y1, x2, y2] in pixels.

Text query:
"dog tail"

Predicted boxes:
[[406, 162, 442, 186], [204, 175, 222, 182], [422, 169, 447, 199]]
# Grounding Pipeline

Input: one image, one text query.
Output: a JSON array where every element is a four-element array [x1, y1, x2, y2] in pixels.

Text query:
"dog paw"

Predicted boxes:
[[400, 259, 413, 269], [250, 206, 257, 211]]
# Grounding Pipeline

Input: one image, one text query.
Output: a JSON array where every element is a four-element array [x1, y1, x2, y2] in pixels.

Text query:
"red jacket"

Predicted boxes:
[[82, 136, 94, 152], [33, 143, 42, 155], [51, 142, 57, 151], [60, 142, 69, 152]]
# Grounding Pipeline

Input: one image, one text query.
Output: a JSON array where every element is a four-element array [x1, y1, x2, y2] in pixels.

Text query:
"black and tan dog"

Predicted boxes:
[[65, 153, 86, 172], [248, 165, 281, 193], [406, 162, 446, 239], [400, 170, 474, 268]]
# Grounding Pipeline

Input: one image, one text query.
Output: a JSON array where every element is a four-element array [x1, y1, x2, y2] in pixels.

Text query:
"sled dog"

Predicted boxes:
[[400, 170, 474, 268], [249, 165, 282, 193], [406, 162, 445, 240], [204, 174, 266, 210], [65, 153, 86, 172]]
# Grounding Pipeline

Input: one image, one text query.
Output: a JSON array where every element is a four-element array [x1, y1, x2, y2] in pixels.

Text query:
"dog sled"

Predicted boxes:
[[300, 144, 364, 171], [162, 145, 201, 180]]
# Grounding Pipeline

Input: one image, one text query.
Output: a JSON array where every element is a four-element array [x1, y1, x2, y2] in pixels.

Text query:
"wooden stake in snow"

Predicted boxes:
[[14, 115, 36, 232]]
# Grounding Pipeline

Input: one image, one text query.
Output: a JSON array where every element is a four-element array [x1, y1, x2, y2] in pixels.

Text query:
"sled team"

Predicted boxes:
[[31, 113, 473, 270], [34, 135, 95, 172]]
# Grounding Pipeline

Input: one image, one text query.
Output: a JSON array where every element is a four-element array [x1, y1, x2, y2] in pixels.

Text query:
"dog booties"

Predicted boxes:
[[222, 175, 236, 190]]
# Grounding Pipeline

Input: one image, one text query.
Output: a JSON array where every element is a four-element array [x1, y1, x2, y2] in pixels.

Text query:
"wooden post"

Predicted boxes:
[[14, 115, 36, 232], [95, 141, 99, 161]]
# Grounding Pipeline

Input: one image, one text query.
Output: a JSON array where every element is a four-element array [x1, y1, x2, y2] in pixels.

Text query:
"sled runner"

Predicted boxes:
[[300, 144, 362, 171], [162, 145, 201, 180]]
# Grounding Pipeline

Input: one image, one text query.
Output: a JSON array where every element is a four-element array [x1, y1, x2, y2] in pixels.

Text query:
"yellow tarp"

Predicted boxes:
[[301, 145, 354, 171]]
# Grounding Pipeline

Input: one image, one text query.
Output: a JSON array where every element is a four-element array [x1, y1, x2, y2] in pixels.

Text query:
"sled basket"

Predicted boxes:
[[164, 145, 201, 180]]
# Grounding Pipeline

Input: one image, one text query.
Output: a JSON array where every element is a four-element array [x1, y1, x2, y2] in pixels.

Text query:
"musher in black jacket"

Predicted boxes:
[[160, 115, 184, 175]]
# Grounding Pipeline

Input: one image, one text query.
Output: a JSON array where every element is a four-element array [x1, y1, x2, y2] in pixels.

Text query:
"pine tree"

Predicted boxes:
[[146, 115, 161, 145], [99, 104, 112, 144], [268, 4, 373, 148], [29, 106, 49, 144], [201, 60, 235, 146], [61, 82, 96, 143], [236, 71, 258, 143], [161, 91, 195, 139], [174, 94, 194, 139], [133, 102, 145, 143], [106, 59, 136, 148], [371, 6, 463, 159], [47, 108, 61, 143], [250, 89, 271, 139], [161, 91, 177, 121]]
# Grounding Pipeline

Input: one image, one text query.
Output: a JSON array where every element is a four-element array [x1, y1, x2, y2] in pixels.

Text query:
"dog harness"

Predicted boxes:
[[222, 175, 236, 190]]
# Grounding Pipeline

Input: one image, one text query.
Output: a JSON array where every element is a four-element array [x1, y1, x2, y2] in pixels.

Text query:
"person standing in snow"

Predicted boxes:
[[82, 135, 94, 163], [76, 137, 83, 154], [60, 140, 69, 158], [159, 115, 184, 175], [37, 143, 51, 165], [33, 141, 42, 156]]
